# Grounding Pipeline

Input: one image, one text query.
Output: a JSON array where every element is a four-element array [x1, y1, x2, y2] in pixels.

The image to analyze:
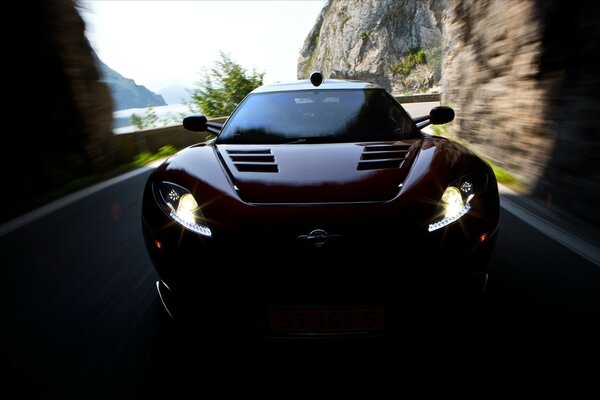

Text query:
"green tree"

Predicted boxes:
[[388, 48, 426, 78], [130, 105, 158, 131], [130, 113, 144, 131], [421, 26, 442, 82], [190, 52, 264, 117]]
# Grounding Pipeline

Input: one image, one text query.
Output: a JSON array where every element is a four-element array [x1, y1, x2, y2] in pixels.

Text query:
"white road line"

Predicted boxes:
[[500, 195, 600, 266], [0, 165, 154, 237]]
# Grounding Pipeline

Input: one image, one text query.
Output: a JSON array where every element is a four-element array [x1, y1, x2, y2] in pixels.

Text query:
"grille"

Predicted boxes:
[[357, 144, 412, 170], [227, 149, 278, 172]]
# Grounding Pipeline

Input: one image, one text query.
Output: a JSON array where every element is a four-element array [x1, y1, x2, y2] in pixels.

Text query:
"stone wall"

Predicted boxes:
[[443, 0, 600, 226], [4, 0, 115, 223], [442, 0, 553, 187]]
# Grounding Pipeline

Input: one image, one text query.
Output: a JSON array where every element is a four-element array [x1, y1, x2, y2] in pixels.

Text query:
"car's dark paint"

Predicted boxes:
[[141, 78, 500, 338], [217, 142, 420, 203]]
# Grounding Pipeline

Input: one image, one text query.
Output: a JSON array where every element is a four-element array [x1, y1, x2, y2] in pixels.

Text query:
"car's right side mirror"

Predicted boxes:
[[183, 115, 208, 132], [429, 106, 455, 125]]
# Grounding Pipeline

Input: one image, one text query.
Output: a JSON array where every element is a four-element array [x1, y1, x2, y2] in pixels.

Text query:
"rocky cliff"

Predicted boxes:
[[300, 0, 600, 228], [4, 0, 115, 223], [443, 0, 600, 227], [297, 0, 445, 93], [442, 1, 552, 186]]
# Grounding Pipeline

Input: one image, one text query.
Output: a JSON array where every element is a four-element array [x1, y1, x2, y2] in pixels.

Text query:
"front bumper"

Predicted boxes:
[[143, 209, 497, 338]]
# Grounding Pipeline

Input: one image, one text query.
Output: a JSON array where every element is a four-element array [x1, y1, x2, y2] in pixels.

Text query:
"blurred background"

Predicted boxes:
[[5, 0, 599, 230]]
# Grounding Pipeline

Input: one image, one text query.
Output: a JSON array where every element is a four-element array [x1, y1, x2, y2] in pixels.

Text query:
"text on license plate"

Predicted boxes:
[[267, 306, 385, 333]]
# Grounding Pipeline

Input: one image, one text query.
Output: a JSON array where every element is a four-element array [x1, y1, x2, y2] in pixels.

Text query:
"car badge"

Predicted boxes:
[[297, 229, 341, 248]]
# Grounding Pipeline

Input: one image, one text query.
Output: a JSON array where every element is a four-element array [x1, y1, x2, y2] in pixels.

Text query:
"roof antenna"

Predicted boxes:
[[310, 71, 323, 87]]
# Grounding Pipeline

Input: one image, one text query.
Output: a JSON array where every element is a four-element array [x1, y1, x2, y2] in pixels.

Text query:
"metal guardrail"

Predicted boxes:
[[393, 93, 441, 103]]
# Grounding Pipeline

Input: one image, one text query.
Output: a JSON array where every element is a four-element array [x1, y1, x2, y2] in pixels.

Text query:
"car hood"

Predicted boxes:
[[216, 140, 422, 204]]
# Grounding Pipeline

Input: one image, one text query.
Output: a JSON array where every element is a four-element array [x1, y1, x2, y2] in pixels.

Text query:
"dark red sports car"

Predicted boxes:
[[142, 72, 499, 339]]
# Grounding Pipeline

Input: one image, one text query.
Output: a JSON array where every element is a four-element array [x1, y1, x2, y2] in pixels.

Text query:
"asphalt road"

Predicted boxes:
[[2, 165, 600, 397], [401, 101, 440, 119]]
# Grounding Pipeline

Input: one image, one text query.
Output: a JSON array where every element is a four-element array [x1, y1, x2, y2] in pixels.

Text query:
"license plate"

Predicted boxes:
[[267, 306, 385, 334]]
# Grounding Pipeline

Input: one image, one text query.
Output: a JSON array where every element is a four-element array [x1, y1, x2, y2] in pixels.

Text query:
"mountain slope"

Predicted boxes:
[[93, 52, 166, 110], [158, 85, 192, 105]]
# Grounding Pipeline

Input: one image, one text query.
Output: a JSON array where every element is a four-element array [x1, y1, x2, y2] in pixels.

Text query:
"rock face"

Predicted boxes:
[[300, 0, 600, 227], [442, 1, 552, 186], [297, 0, 444, 93], [443, 0, 600, 227], [3, 0, 115, 223]]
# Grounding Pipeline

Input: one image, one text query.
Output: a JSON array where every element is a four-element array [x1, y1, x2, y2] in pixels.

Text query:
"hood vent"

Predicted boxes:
[[357, 144, 412, 171], [227, 149, 278, 173]]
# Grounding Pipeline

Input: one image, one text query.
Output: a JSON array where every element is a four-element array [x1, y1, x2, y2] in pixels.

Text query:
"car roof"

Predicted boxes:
[[251, 79, 383, 94]]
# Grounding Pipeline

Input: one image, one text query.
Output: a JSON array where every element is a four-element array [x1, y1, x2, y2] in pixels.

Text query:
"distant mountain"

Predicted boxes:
[[93, 52, 166, 110], [158, 85, 192, 105]]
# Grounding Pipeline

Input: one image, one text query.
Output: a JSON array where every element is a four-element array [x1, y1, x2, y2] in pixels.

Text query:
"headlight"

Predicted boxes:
[[153, 181, 212, 237], [428, 175, 482, 232]]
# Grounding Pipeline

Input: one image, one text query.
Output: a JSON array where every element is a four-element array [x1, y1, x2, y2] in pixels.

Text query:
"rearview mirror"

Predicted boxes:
[[429, 106, 455, 125], [183, 115, 208, 132]]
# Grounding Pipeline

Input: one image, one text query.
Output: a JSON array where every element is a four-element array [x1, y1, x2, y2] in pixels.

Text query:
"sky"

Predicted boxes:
[[79, 0, 327, 93]]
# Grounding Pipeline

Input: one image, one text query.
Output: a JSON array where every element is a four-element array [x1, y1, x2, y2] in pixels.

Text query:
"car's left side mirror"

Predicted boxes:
[[429, 106, 455, 125], [412, 106, 455, 130]]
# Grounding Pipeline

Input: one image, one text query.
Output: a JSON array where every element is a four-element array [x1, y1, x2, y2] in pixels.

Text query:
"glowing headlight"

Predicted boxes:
[[176, 194, 198, 225], [428, 183, 473, 232], [441, 187, 464, 219], [154, 182, 212, 237]]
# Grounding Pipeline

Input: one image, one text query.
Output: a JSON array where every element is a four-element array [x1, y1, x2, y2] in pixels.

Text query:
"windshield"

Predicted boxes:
[[216, 89, 419, 144]]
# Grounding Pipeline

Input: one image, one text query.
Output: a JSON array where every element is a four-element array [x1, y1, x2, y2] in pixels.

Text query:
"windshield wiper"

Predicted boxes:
[[283, 137, 346, 144], [285, 137, 308, 144]]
